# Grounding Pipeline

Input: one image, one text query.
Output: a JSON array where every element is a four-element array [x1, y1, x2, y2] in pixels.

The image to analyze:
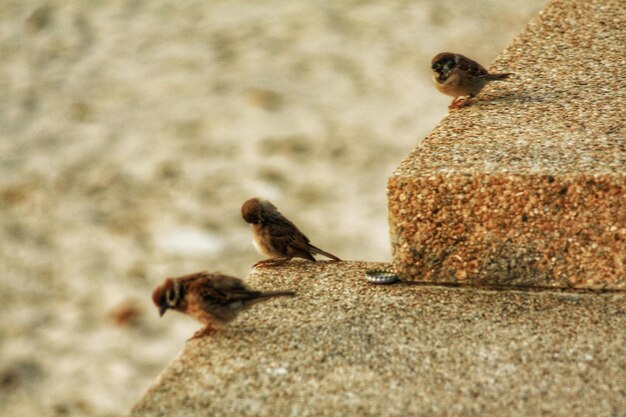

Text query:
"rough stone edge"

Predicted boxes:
[[387, 172, 625, 290]]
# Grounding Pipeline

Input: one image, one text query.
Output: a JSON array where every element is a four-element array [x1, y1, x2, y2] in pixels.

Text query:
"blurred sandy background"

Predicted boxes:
[[0, 1, 546, 416]]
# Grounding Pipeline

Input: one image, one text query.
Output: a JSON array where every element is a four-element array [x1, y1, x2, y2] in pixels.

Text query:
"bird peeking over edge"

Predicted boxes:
[[152, 271, 295, 339], [241, 197, 342, 268], [431, 52, 512, 109]]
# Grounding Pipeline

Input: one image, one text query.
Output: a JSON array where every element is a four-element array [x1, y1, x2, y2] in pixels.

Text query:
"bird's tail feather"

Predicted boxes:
[[257, 290, 296, 300], [309, 245, 342, 261], [486, 72, 512, 81], [246, 290, 295, 307]]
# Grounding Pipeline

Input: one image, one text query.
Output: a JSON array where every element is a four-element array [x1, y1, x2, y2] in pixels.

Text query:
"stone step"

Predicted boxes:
[[129, 261, 626, 417], [388, 0, 625, 290]]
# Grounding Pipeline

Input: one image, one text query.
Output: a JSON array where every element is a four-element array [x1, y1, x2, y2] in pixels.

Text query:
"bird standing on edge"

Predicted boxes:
[[152, 271, 295, 339], [241, 197, 342, 268], [431, 52, 512, 109]]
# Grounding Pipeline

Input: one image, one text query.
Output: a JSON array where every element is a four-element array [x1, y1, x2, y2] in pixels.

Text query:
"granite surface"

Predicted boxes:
[[127, 2, 626, 415], [388, 0, 625, 289], [129, 261, 626, 417], [0, 1, 551, 415]]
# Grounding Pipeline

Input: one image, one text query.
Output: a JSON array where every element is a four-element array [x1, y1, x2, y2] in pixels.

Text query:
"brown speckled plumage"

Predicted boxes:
[[152, 271, 295, 339], [431, 52, 512, 108], [241, 198, 341, 267]]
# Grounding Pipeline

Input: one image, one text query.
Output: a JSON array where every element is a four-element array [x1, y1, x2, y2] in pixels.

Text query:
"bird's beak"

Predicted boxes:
[[159, 306, 168, 317]]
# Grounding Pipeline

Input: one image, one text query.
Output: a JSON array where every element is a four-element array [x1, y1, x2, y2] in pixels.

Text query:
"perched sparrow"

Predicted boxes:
[[431, 52, 512, 108], [241, 197, 342, 268], [152, 271, 295, 339]]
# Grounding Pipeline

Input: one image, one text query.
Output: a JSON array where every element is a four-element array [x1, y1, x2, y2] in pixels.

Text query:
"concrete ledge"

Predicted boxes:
[[388, 0, 625, 289], [389, 174, 624, 289], [129, 261, 625, 416]]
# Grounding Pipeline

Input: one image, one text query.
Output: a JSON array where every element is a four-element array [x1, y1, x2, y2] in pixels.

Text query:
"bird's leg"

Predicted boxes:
[[253, 257, 291, 268], [188, 324, 216, 341], [449, 96, 472, 109]]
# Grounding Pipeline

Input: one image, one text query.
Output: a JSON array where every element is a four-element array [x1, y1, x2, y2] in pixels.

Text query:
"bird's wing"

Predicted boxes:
[[458, 56, 489, 78], [193, 274, 261, 305], [265, 212, 316, 260]]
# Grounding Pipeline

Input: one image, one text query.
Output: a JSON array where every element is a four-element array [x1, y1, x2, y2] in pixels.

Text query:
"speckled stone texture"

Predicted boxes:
[[388, 0, 625, 289], [129, 261, 626, 417]]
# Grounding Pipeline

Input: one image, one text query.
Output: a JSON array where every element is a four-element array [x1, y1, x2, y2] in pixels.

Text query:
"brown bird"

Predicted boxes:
[[152, 271, 295, 339], [431, 52, 512, 108], [241, 197, 342, 268]]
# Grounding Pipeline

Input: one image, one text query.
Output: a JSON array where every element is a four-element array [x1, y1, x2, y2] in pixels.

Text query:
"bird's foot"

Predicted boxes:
[[188, 325, 216, 341], [253, 257, 291, 268], [449, 96, 472, 109]]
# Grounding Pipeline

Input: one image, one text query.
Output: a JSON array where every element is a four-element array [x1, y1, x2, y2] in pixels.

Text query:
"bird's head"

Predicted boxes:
[[431, 52, 458, 82], [241, 197, 271, 224], [152, 278, 183, 316]]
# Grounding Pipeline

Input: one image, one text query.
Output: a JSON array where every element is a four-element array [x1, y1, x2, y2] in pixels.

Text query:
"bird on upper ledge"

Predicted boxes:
[[152, 271, 295, 340], [241, 197, 342, 268], [431, 52, 512, 109]]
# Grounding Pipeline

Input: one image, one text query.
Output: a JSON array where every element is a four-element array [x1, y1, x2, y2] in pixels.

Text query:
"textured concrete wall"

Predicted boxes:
[[130, 261, 626, 417], [0, 1, 546, 416], [389, 174, 624, 288], [388, 0, 625, 289], [128, 2, 626, 415]]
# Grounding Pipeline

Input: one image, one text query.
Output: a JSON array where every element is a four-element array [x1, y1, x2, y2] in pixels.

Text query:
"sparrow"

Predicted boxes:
[[431, 52, 512, 108], [152, 271, 295, 339], [241, 197, 342, 268]]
